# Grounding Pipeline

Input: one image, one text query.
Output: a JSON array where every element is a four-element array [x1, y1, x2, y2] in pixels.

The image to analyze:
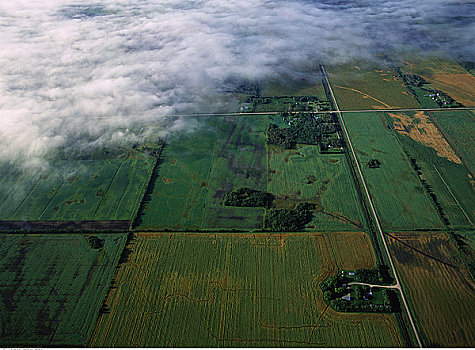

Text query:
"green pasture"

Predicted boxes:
[[342, 112, 443, 230], [91, 233, 403, 347], [93, 158, 155, 220], [202, 116, 268, 229], [136, 116, 271, 231], [268, 145, 365, 231], [0, 233, 126, 346]]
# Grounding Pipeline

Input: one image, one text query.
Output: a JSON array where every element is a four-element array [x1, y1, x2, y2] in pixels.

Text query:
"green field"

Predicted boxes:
[[202, 116, 268, 229], [268, 146, 366, 231], [326, 61, 419, 110], [90, 233, 403, 347], [0, 233, 126, 346], [429, 110, 475, 172], [388, 232, 475, 347], [342, 112, 443, 230], [136, 116, 268, 231], [259, 74, 327, 101], [387, 111, 474, 228], [0, 157, 155, 221]]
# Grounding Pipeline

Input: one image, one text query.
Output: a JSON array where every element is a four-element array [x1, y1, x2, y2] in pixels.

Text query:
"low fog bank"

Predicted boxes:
[[0, 0, 472, 169]]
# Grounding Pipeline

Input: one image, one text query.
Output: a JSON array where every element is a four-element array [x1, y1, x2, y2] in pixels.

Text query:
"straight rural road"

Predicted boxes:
[[46, 106, 474, 119], [320, 64, 423, 348]]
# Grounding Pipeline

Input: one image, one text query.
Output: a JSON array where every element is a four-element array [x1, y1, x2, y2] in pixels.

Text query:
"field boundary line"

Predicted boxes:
[[320, 63, 423, 348], [11, 174, 42, 218], [92, 160, 125, 220], [111, 159, 135, 219], [39, 179, 65, 219]]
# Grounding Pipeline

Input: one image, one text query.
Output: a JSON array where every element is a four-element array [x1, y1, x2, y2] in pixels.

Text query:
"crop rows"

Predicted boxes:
[[0, 233, 127, 346], [90, 233, 402, 347], [0, 158, 155, 222], [388, 232, 475, 347]]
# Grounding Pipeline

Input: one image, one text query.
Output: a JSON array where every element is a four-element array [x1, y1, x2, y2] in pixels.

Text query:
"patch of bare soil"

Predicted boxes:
[[390, 112, 461, 164]]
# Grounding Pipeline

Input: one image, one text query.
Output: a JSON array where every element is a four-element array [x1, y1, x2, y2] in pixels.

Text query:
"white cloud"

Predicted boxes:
[[0, 0, 472, 168]]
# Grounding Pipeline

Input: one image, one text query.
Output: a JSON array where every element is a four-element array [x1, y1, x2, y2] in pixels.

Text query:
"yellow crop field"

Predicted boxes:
[[388, 231, 475, 347], [330, 231, 376, 270], [90, 233, 403, 347]]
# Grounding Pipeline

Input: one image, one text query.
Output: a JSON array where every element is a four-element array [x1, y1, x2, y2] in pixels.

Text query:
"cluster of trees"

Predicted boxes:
[[329, 289, 399, 313], [224, 187, 275, 209], [353, 265, 394, 285], [267, 113, 337, 150], [289, 103, 313, 112], [320, 137, 342, 153], [294, 96, 319, 102], [368, 159, 381, 168], [264, 202, 316, 231], [320, 274, 400, 313], [321, 274, 349, 300], [87, 235, 104, 249], [403, 73, 462, 108], [267, 124, 296, 149], [403, 74, 428, 87], [432, 91, 463, 108]]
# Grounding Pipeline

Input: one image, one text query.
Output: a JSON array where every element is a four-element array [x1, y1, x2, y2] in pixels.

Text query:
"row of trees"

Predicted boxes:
[[352, 265, 394, 285]]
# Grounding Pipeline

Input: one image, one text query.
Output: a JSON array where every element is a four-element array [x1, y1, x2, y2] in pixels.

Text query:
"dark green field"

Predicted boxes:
[[0, 233, 126, 346], [393, 124, 474, 229], [202, 116, 268, 229], [0, 157, 155, 221]]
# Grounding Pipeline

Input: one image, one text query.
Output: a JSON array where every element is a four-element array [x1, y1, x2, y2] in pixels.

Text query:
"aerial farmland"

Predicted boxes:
[[0, 0, 474, 348]]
